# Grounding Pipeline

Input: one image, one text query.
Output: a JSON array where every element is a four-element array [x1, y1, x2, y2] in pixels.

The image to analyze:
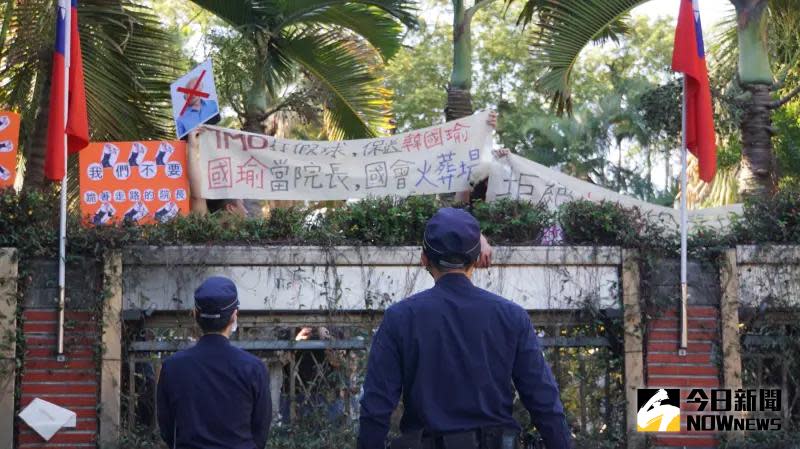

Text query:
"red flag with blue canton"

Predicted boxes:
[[671, 0, 716, 182], [45, 0, 89, 181]]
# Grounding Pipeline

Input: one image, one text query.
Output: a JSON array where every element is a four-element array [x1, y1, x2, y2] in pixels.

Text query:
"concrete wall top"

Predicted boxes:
[[737, 245, 800, 265], [122, 245, 622, 267], [121, 245, 623, 313], [737, 245, 800, 307]]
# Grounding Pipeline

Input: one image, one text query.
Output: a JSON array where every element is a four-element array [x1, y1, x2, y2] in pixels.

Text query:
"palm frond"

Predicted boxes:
[[707, 7, 738, 80], [279, 30, 392, 139], [186, 0, 273, 31], [280, 0, 417, 30], [294, 3, 410, 61], [514, 0, 647, 115]]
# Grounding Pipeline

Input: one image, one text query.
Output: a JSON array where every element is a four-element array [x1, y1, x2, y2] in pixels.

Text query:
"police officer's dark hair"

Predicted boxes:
[[196, 313, 233, 334], [206, 199, 240, 214]]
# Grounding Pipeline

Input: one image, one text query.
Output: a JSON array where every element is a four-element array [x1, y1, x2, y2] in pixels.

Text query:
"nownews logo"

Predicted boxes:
[[637, 388, 783, 432], [686, 388, 782, 431], [637, 389, 681, 432]]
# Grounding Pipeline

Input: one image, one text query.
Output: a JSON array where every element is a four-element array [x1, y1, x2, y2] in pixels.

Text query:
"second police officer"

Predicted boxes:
[[358, 208, 572, 449]]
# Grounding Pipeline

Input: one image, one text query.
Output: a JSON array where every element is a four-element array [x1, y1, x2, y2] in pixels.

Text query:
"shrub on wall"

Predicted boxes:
[[3, 185, 800, 257], [472, 198, 553, 243], [558, 200, 641, 246]]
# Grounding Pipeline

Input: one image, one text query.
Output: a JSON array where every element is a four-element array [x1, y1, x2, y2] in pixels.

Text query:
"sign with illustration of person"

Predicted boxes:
[[170, 59, 220, 139], [79, 141, 191, 225], [0, 111, 20, 189], [195, 110, 494, 201]]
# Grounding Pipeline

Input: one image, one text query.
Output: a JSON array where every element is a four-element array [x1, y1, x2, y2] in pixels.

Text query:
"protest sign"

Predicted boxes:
[[79, 141, 191, 225], [170, 59, 219, 139], [195, 111, 493, 201], [486, 153, 742, 229], [0, 112, 20, 188]]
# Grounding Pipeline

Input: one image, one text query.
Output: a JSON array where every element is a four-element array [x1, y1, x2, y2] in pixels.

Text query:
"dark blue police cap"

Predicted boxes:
[[423, 208, 481, 268], [194, 276, 239, 319]]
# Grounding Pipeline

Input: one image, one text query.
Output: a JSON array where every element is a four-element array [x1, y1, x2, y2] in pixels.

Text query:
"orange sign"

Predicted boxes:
[[79, 141, 191, 225], [0, 112, 20, 189]]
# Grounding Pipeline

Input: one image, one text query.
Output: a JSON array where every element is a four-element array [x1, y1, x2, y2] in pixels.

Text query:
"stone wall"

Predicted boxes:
[[6, 245, 796, 449], [121, 245, 623, 312]]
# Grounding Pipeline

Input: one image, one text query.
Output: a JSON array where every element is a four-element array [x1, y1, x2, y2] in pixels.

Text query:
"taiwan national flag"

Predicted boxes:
[[671, 0, 716, 182], [44, 0, 89, 181]]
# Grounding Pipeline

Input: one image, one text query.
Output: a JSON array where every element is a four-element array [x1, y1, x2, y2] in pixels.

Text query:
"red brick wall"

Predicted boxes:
[[646, 305, 721, 449], [18, 310, 100, 449]]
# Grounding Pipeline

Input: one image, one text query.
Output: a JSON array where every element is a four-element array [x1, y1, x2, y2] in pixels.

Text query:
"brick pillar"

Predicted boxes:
[[17, 256, 103, 449], [18, 310, 100, 448], [646, 305, 721, 449]]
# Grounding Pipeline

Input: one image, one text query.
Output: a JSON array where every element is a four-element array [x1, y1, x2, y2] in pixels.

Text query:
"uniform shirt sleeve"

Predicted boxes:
[[156, 360, 175, 448], [358, 308, 403, 449], [251, 360, 272, 449], [512, 310, 572, 449]]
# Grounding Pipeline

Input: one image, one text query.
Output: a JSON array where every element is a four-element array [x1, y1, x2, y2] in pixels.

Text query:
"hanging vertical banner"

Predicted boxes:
[[196, 110, 493, 201], [79, 141, 191, 225], [0, 112, 20, 188]]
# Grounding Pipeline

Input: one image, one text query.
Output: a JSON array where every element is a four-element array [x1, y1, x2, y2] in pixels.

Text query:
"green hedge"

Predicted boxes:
[[2, 186, 800, 259]]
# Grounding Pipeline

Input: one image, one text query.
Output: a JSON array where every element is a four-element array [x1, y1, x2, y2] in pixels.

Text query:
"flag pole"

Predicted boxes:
[[679, 75, 688, 355], [56, 0, 71, 360]]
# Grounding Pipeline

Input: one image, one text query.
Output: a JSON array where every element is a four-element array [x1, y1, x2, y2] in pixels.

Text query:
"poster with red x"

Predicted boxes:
[[170, 59, 220, 139]]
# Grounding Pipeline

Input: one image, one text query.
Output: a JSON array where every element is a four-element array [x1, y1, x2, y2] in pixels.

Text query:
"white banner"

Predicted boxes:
[[196, 111, 493, 200], [486, 153, 742, 229]]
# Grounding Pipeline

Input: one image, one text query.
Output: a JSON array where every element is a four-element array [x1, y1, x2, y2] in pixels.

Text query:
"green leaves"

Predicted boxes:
[[280, 30, 392, 138], [511, 0, 648, 115], [0, 0, 182, 189], [189, 0, 417, 138]]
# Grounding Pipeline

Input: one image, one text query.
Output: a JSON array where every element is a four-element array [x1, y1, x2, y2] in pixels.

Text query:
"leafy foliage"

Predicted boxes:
[[188, 0, 418, 137], [558, 200, 640, 246], [719, 430, 800, 449], [0, 0, 183, 184], [733, 185, 800, 243], [472, 198, 552, 243]]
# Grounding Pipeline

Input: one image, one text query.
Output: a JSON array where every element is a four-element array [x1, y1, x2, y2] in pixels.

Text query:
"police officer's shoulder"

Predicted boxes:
[[473, 285, 532, 322], [384, 288, 437, 314], [229, 343, 267, 368]]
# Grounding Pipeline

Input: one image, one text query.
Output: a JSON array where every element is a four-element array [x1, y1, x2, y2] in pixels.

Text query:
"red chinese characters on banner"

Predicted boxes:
[[79, 141, 191, 225], [0, 112, 20, 189]]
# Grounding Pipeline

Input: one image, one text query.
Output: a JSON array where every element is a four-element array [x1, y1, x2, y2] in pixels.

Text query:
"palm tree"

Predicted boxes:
[[511, 0, 800, 199], [0, 0, 181, 189], [445, 0, 497, 121], [187, 0, 418, 138]]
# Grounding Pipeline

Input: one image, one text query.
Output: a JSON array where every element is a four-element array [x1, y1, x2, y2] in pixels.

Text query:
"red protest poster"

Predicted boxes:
[[79, 141, 191, 225], [0, 112, 20, 189]]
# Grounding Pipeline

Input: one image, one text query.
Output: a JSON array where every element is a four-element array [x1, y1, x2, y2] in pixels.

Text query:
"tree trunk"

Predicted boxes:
[[243, 37, 270, 134], [738, 83, 776, 198], [734, 2, 776, 198], [616, 142, 622, 191], [665, 152, 671, 191], [445, 0, 473, 121], [645, 145, 652, 200], [243, 82, 268, 134], [24, 59, 53, 190]]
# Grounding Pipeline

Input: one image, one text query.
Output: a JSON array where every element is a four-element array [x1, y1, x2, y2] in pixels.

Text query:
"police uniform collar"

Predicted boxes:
[[434, 273, 474, 288], [197, 333, 231, 346]]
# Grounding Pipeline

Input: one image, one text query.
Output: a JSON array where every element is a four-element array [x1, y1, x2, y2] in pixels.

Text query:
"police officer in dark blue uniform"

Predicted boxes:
[[358, 208, 572, 449], [157, 276, 271, 449]]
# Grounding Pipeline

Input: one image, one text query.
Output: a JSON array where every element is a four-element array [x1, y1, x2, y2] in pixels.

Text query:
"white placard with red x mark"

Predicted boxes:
[[170, 59, 220, 138]]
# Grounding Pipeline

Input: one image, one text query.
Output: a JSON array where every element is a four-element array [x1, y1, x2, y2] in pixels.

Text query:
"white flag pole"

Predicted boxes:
[[679, 75, 689, 355], [57, 0, 71, 359]]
